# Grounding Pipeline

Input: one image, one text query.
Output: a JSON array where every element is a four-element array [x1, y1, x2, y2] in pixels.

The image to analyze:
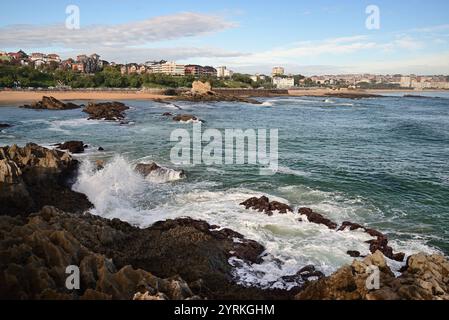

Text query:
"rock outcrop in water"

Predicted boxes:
[[135, 162, 186, 183], [176, 81, 262, 104], [55, 141, 85, 154], [20, 96, 80, 110], [0, 143, 92, 216], [0, 123, 12, 129], [172, 114, 202, 123], [298, 207, 338, 229], [83, 102, 129, 121], [240, 196, 293, 216], [296, 250, 449, 300]]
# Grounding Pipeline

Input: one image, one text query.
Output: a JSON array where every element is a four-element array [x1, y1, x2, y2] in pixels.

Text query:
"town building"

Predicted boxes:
[[216, 66, 234, 78], [272, 76, 294, 89], [185, 64, 217, 77], [160, 61, 185, 76], [272, 66, 285, 77]]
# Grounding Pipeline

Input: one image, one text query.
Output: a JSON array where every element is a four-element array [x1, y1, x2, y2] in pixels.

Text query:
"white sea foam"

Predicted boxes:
[[72, 156, 438, 289], [276, 165, 310, 177]]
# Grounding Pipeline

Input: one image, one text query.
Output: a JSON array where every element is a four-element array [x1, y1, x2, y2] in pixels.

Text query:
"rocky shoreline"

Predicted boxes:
[[1, 143, 449, 300]]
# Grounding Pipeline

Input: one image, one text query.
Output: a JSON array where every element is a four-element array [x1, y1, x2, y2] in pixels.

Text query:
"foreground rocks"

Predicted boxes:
[[0, 206, 290, 300], [296, 250, 449, 300], [0, 143, 92, 216], [0, 207, 199, 300], [83, 102, 129, 121], [20, 96, 80, 110], [240, 196, 293, 216], [0, 123, 11, 129]]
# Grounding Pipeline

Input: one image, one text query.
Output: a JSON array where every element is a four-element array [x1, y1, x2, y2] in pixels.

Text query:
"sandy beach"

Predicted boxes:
[[0, 90, 171, 106]]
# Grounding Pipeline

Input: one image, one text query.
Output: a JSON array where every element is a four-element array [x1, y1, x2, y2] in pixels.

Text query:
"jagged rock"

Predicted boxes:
[[240, 196, 293, 216], [20, 96, 80, 110], [83, 102, 129, 121], [296, 250, 449, 300], [56, 141, 85, 154], [162, 112, 174, 116], [135, 162, 186, 183], [98, 147, 104, 151], [0, 143, 92, 216], [0, 123, 11, 128], [0, 207, 198, 300], [298, 207, 338, 229], [281, 265, 325, 284], [347, 250, 361, 258], [0, 207, 282, 300], [191, 81, 213, 95]]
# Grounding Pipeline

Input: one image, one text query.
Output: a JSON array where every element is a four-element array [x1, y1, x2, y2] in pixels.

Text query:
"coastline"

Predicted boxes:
[[1, 88, 448, 107], [0, 90, 172, 106]]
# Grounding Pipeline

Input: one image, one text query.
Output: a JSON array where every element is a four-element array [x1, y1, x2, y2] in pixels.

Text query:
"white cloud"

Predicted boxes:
[[0, 12, 237, 49]]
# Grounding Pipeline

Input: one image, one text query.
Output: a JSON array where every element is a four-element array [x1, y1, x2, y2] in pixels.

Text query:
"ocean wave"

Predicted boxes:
[[71, 155, 437, 290]]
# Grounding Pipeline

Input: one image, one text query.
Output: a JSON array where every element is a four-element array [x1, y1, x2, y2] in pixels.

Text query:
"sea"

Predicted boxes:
[[1, 92, 448, 289]]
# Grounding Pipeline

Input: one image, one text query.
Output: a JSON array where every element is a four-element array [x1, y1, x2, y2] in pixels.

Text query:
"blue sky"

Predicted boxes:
[[1, 0, 449, 75]]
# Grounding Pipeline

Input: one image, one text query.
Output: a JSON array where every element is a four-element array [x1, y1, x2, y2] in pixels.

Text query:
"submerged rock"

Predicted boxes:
[[20, 96, 80, 110], [0, 143, 92, 216], [240, 196, 293, 216], [83, 102, 129, 121], [0, 123, 12, 129]]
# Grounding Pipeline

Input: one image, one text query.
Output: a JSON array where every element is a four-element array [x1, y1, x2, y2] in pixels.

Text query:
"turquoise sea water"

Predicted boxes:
[[1, 93, 448, 288]]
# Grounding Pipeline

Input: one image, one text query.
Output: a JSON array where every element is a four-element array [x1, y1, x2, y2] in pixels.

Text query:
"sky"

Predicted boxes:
[[1, 0, 449, 75]]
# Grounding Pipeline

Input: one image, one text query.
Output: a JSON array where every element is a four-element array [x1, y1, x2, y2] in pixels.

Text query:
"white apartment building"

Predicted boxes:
[[272, 77, 294, 89], [160, 62, 185, 76], [272, 66, 285, 77], [217, 66, 234, 78]]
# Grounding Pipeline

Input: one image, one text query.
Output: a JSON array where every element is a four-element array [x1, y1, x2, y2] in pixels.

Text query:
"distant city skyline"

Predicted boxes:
[[1, 0, 449, 75]]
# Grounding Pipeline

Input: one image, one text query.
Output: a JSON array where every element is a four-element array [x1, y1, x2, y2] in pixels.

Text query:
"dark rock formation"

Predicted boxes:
[[98, 147, 104, 151], [298, 207, 338, 229], [347, 250, 361, 258], [83, 102, 129, 121], [240, 196, 293, 216], [338, 220, 405, 262], [172, 114, 201, 123], [0, 207, 290, 300], [20, 96, 80, 110], [281, 265, 325, 284], [323, 92, 383, 99], [162, 112, 174, 116], [296, 251, 449, 300], [0, 123, 11, 129], [0, 143, 92, 217], [135, 162, 186, 181], [55, 141, 85, 154]]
